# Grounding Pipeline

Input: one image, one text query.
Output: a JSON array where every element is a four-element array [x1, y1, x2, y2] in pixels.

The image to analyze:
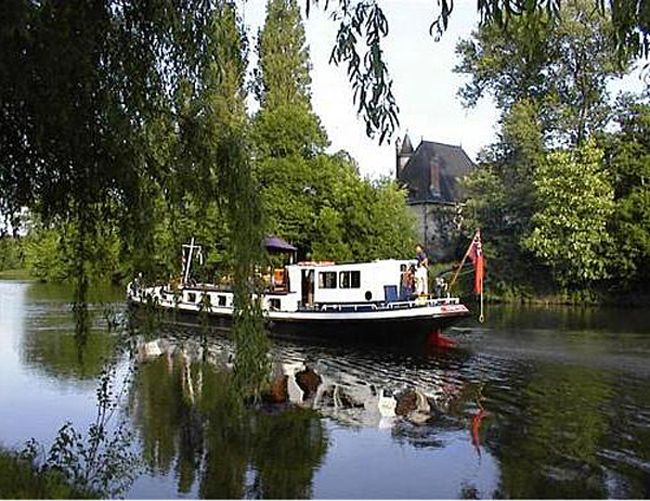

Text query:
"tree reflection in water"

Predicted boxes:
[[129, 341, 329, 498], [488, 366, 612, 498], [20, 283, 123, 383]]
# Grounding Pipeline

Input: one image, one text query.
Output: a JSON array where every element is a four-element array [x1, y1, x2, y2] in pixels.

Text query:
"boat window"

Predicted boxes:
[[269, 298, 281, 310], [218, 295, 226, 307], [339, 270, 360, 289], [319, 271, 337, 289], [187, 292, 196, 303]]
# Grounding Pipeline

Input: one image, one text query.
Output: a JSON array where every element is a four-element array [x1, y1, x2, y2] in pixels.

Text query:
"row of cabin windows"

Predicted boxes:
[[186, 292, 227, 306], [318, 270, 361, 289]]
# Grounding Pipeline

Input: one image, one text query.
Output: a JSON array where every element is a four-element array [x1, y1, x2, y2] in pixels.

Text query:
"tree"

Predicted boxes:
[[455, 0, 630, 145], [254, 0, 328, 157], [601, 95, 650, 288], [523, 142, 615, 287], [1, 1, 271, 395], [0, 0, 224, 331], [254, 0, 415, 261], [256, 0, 312, 110], [463, 100, 546, 288]]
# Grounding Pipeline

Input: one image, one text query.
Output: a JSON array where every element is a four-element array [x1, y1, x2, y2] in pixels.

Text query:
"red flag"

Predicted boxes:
[[467, 230, 484, 294]]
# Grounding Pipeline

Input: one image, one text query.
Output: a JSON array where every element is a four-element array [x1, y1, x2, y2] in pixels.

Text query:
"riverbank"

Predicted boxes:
[[0, 268, 32, 280], [0, 448, 95, 499], [430, 261, 650, 308], [478, 287, 650, 308]]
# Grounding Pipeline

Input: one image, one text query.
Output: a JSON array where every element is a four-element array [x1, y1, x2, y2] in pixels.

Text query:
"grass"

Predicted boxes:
[[0, 448, 96, 499], [0, 268, 32, 280]]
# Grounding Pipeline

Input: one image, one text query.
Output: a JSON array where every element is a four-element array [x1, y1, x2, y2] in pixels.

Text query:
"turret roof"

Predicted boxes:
[[400, 133, 414, 155]]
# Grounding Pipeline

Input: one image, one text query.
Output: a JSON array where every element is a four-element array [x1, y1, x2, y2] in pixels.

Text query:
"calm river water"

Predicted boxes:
[[1, 279, 649, 499]]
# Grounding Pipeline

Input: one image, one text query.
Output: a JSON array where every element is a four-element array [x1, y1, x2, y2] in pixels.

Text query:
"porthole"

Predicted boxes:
[[365, 291, 372, 301]]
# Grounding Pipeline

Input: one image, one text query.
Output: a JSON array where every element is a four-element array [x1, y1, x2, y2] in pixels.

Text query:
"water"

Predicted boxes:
[[1, 279, 650, 498]]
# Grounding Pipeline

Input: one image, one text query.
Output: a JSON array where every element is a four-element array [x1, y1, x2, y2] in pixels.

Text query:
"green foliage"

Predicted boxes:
[[0, 235, 24, 271], [523, 143, 615, 287], [0, 365, 139, 499], [1, 1, 271, 390], [256, 0, 313, 111], [464, 101, 547, 289], [455, 0, 630, 145], [0, 448, 96, 499], [601, 96, 650, 287], [254, 0, 415, 262], [253, 104, 328, 158], [22, 214, 123, 284], [35, 367, 139, 498], [458, 1, 647, 298]]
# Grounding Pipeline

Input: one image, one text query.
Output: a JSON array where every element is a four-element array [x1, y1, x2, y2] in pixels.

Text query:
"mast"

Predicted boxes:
[[182, 238, 202, 285]]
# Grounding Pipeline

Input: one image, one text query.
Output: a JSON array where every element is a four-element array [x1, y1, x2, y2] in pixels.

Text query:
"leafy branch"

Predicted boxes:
[[23, 365, 140, 498]]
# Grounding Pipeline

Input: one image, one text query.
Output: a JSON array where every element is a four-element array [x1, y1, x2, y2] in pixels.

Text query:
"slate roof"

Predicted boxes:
[[398, 140, 475, 204]]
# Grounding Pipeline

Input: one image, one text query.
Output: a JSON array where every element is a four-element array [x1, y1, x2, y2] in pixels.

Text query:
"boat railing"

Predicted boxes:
[[385, 296, 460, 310], [320, 303, 379, 312], [318, 296, 459, 313]]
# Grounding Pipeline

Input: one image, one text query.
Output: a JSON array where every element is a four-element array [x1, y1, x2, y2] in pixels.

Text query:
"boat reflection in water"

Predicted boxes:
[[134, 330, 478, 429], [129, 329, 488, 497], [130, 332, 329, 498]]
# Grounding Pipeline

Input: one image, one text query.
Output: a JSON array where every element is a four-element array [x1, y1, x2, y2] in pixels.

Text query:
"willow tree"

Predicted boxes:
[[0, 1, 267, 390], [162, 2, 269, 395], [0, 0, 170, 332]]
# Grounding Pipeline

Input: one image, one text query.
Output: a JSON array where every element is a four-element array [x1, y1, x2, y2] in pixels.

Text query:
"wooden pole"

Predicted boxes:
[[183, 238, 195, 285], [449, 230, 477, 289]]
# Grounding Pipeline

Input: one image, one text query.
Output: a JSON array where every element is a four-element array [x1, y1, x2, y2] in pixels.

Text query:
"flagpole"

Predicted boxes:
[[449, 229, 478, 290]]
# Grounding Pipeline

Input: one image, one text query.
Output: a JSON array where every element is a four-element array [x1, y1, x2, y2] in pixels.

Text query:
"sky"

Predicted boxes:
[[239, 0, 648, 179]]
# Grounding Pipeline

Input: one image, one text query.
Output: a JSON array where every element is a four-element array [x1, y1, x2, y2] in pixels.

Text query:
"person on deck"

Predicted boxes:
[[415, 244, 429, 295], [415, 244, 429, 268], [400, 264, 415, 300]]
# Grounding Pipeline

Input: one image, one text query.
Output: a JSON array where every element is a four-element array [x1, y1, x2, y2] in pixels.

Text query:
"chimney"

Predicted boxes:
[[429, 154, 441, 198]]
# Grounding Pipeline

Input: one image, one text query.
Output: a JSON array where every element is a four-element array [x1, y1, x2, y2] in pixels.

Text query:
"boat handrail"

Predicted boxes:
[[318, 296, 459, 312], [320, 303, 379, 312], [387, 296, 459, 309]]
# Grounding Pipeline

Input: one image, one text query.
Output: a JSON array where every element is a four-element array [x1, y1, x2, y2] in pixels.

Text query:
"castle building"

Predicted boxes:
[[395, 133, 475, 261]]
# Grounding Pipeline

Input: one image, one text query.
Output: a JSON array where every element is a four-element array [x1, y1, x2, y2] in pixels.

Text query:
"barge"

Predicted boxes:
[[127, 239, 471, 338]]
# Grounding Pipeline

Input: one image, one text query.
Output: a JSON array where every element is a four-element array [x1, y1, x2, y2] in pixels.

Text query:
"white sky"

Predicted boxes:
[[239, 0, 647, 179]]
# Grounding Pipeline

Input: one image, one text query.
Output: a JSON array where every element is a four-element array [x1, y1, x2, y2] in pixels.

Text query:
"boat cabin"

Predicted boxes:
[[265, 259, 421, 312]]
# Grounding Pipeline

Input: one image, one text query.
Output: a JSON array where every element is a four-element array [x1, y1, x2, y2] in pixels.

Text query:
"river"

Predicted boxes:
[[0, 279, 649, 498]]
